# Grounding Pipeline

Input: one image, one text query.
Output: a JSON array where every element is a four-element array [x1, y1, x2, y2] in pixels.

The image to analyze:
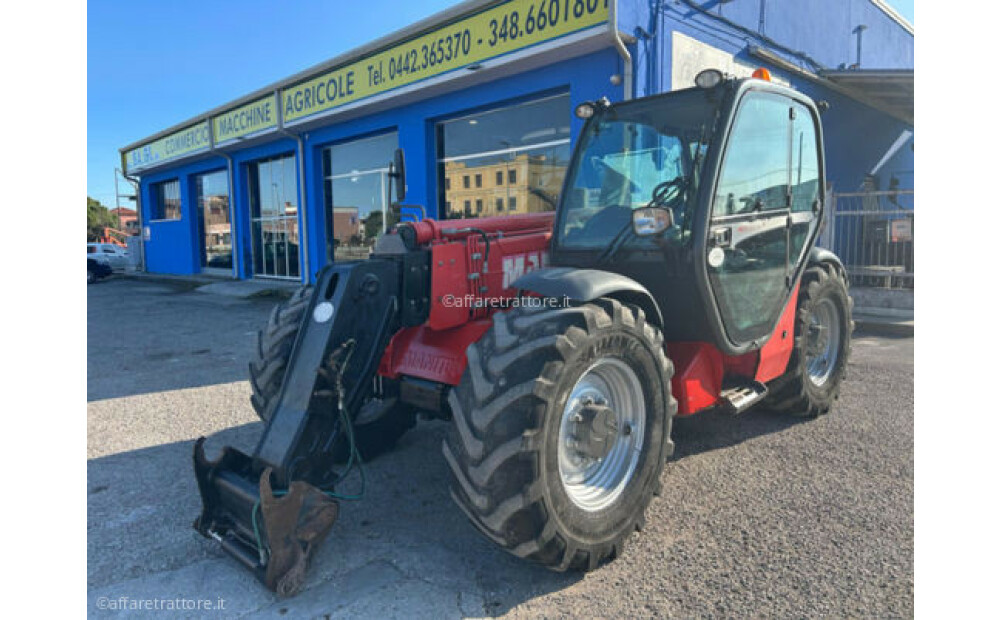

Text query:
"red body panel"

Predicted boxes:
[[375, 214, 799, 416], [379, 213, 553, 383], [754, 282, 799, 384], [379, 320, 492, 385], [667, 342, 725, 415], [666, 287, 800, 416]]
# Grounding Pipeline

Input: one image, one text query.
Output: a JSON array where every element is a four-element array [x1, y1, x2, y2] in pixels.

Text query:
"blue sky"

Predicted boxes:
[[87, 0, 914, 209], [891, 0, 914, 23], [87, 0, 457, 208]]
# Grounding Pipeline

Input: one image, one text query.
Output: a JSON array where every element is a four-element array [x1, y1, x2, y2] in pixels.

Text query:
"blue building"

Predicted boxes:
[[120, 0, 913, 284]]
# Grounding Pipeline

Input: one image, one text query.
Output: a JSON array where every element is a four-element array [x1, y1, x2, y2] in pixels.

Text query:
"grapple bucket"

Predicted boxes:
[[193, 441, 341, 595]]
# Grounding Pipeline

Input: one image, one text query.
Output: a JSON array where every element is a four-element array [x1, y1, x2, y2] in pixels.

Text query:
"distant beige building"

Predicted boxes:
[[331, 207, 361, 244], [442, 153, 564, 219]]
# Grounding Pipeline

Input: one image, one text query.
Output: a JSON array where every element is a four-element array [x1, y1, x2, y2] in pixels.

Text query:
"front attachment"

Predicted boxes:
[[193, 442, 340, 595], [191, 259, 403, 596], [259, 469, 340, 596]]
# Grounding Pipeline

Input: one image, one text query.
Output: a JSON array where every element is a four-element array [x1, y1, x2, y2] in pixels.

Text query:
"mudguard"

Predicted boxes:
[[808, 247, 846, 273], [513, 267, 664, 327]]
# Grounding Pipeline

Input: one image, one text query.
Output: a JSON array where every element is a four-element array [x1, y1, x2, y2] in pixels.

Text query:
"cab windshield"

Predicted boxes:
[[558, 88, 720, 249]]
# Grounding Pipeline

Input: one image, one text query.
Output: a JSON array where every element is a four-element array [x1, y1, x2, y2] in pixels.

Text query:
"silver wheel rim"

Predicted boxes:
[[805, 298, 841, 386], [558, 357, 645, 512]]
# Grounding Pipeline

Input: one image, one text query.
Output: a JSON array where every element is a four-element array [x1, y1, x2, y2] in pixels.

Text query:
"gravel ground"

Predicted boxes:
[[88, 277, 913, 618]]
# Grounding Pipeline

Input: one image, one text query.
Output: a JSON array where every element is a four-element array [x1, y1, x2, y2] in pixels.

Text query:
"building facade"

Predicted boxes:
[[120, 0, 913, 283]]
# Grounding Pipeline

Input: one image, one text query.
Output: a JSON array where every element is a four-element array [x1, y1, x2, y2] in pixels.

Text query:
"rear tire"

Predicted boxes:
[[444, 299, 676, 571], [767, 262, 853, 417], [249, 285, 415, 462]]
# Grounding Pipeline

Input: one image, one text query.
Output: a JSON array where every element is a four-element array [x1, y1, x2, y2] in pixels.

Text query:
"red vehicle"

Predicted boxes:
[[193, 69, 852, 595]]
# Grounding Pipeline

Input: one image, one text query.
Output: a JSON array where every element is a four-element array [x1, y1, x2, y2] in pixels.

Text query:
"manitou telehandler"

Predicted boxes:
[[193, 68, 852, 595]]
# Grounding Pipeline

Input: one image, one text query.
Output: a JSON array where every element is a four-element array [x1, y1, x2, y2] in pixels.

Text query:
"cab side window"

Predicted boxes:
[[790, 102, 820, 212], [713, 94, 791, 216]]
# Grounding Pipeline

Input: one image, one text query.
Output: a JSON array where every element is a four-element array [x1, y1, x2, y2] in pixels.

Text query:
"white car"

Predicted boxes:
[[87, 243, 129, 272]]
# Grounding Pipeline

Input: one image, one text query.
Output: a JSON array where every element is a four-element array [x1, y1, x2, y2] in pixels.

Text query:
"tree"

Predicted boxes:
[[363, 210, 383, 240], [87, 196, 117, 241]]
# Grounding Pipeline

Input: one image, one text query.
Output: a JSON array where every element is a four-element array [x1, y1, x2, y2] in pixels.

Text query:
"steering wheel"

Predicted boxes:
[[648, 177, 687, 210]]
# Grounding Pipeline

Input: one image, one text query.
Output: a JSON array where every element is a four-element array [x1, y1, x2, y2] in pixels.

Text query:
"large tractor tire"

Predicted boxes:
[[767, 262, 854, 417], [249, 285, 416, 462], [444, 299, 676, 571]]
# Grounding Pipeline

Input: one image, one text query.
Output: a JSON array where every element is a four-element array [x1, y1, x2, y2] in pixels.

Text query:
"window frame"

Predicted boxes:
[[710, 91, 794, 221], [150, 179, 182, 222], [434, 92, 572, 220]]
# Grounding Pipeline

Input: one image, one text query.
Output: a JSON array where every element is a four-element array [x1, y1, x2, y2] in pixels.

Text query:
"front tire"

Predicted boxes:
[[249, 285, 416, 462], [444, 299, 676, 571], [767, 262, 853, 416]]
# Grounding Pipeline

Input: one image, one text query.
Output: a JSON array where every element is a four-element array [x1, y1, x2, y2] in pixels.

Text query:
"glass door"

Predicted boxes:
[[249, 155, 300, 279], [707, 93, 794, 345], [194, 170, 232, 275], [323, 132, 398, 261]]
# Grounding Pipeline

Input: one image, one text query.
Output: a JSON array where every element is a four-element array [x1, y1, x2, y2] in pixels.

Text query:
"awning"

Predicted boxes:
[[818, 69, 913, 126]]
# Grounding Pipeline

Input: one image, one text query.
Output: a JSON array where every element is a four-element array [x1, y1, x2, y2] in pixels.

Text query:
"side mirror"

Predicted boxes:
[[390, 148, 406, 203], [632, 207, 673, 237]]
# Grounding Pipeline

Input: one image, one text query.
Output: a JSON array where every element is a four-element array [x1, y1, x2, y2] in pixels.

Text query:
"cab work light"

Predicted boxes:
[[694, 68, 723, 89]]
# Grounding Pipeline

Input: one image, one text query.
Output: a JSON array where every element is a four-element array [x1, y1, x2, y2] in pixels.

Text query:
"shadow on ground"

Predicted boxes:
[[87, 397, 821, 618], [672, 405, 808, 461], [87, 418, 583, 618], [87, 278, 278, 402]]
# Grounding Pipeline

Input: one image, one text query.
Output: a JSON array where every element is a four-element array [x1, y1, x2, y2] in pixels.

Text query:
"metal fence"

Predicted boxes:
[[817, 190, 914, 290]]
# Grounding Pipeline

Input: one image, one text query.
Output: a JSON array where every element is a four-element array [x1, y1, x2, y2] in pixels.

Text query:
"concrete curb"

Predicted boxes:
[[852, 312, 914, 337], [120, 272, 298, 299]]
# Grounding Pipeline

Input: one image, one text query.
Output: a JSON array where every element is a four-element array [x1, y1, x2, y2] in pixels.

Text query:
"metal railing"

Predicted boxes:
[[818, 190, 914, 289]]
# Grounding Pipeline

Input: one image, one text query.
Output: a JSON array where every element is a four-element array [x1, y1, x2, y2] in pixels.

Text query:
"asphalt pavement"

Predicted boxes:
[[88, 277, 913, 618]]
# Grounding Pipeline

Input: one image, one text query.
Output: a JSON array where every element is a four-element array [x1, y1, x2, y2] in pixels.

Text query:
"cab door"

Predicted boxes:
[[705, 91, 820, 347]]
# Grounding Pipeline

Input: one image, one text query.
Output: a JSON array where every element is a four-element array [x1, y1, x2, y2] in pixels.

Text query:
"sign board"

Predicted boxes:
[[212, 94, 279, 145], [890, 218, 912, 242], [282, 0, 608, 123], [124, 121, 211, 174]]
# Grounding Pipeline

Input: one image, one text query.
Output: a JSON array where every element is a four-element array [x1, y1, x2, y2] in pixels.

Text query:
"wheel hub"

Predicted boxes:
[[567, 398, 620, 461], [558, 358, 645, 512], [805, 298, 841, 386]]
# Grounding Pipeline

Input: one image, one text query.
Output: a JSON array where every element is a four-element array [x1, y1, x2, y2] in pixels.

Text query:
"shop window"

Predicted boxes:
[[249, 154, 299, 279], [194, 170, 231, 271], [152, 180, 181, 220], [437, 93, 571, 220], [322, 132, 398, 261]]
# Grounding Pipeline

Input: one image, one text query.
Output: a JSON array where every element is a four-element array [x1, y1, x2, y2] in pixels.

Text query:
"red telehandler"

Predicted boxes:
[[193, 69, 852, 595]]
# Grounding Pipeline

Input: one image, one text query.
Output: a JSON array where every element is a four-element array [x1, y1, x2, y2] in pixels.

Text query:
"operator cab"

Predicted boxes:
[[550, 69, 825, 354]]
